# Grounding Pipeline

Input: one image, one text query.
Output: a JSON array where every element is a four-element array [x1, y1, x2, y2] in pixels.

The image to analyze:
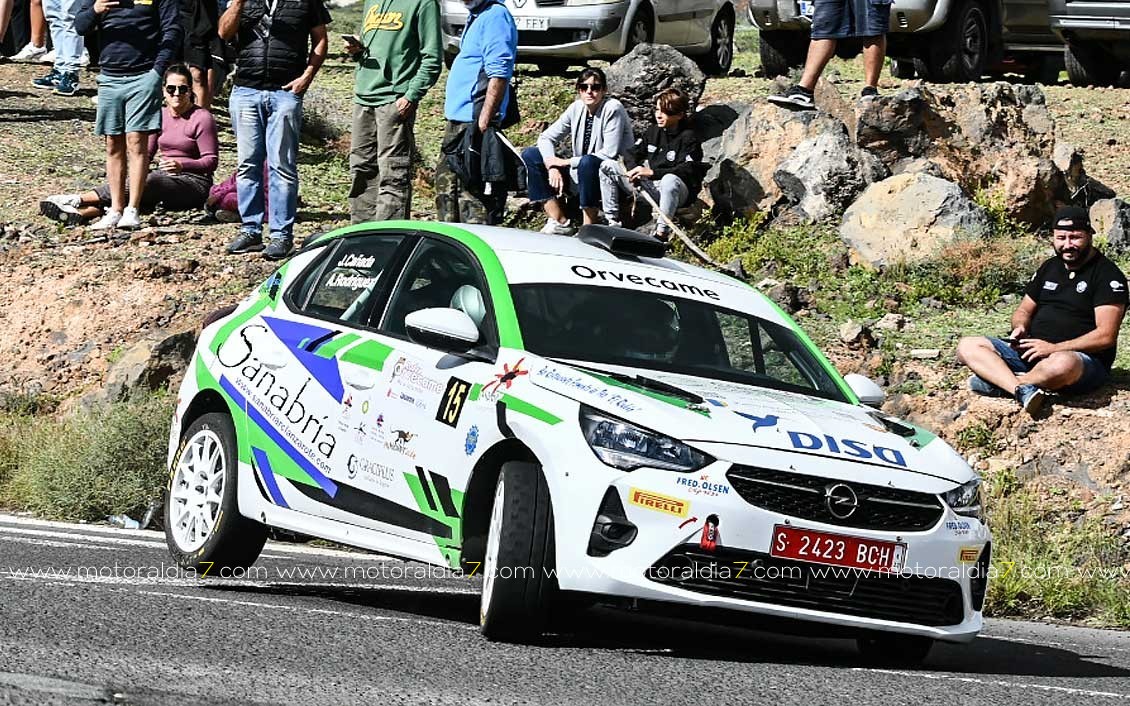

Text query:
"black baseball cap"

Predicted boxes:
[[1052, 206, 1094, 233]]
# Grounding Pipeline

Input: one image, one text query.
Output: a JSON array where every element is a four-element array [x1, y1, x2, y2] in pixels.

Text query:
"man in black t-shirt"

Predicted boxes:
[[957, 206, 1129, 416]]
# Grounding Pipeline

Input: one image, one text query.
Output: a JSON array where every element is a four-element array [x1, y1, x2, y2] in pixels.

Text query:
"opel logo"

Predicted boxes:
[[825, 483, 859, 519], [513, 0, 527, 7]]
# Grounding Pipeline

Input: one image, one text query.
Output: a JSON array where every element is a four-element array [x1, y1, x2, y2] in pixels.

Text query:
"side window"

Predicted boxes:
[[379, 238, 494, 342], [292, 235, 402, 324]]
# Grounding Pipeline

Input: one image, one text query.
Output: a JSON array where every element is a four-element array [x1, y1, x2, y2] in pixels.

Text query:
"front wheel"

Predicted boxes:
[[698, 10, 735, 76], [164, 413, 267, 573], [758, 30, 808, 77], [1064, 42, 1119, 87], [918, 0, 988, 82], [857, 634, 935, 666], [480, 461, 557, 642]]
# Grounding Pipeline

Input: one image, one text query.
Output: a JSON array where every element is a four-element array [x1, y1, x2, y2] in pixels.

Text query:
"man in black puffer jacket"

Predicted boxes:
[[219, 0, 331, 261]]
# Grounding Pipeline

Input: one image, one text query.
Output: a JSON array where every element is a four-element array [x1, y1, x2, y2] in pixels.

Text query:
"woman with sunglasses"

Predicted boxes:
[[40, 64, 219, 226], [521, 66, 634, 236]]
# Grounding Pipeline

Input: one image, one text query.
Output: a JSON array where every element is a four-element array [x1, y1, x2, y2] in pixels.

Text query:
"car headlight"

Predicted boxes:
[[941, 478, 982, 521], [579, 405, 710, 472]]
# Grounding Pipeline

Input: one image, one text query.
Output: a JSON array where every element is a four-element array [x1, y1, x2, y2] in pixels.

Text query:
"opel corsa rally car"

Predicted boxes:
[[164, 222, 990, 663]]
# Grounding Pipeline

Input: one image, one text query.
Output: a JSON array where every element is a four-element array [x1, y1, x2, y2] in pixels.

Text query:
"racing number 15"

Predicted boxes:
[[437, 377, 471, 427]]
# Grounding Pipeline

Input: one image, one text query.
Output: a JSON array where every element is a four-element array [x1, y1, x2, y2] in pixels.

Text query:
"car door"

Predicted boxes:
[[216, 231, 409, 524], [350, 234, 501, 555], [1000, 0, 1057, 48], [652, 0, 692, 46]]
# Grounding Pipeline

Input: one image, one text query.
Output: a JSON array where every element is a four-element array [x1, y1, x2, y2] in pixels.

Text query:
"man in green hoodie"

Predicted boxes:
[[344, 0, 442, 223]]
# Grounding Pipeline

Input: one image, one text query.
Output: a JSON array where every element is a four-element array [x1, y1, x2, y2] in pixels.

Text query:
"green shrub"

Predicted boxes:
[[1, 392, 174, 521]]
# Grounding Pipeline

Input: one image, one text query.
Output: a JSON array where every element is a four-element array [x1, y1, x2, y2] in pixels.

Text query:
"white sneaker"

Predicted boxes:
[[605, 217, 623, 228], [89, 209, 121, 230], [39, 49, 55, 64], [11, 43, 47, 62], [539, 217, 575, 236], [79, 49, 90, 67], [117, 206, 141, 229]]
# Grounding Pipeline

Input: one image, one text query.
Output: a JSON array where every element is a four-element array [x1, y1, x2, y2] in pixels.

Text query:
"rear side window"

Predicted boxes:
[[292, 235, 402, 324]]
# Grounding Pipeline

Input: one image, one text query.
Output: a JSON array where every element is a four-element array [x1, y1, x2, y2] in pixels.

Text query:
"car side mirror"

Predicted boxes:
[[844, 373, 886, 408], [405, 307, 481, 352]]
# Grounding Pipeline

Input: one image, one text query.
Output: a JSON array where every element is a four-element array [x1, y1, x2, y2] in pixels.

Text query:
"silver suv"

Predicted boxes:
[[750, 0, 1062, 83], [1050, 0, 1130, 85], [441, 0, 738, 75]]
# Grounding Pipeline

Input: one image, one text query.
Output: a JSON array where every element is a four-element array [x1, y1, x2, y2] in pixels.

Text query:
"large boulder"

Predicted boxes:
[[855, 83, 1088, 227], [606, 44, 706, 139], [840, 173, 992, 267], [94, 328, 196, 404], [1091, 198, 1130, 251], [773, 123, 888, 222]]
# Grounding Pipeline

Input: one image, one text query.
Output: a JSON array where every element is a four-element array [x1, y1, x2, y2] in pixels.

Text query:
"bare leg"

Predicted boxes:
[[0, 0, 13, 48], [189, 64, 211, 109], [799, 38, 838, 91], [125, 132, 149, 210], [544, 198, 568, 223], [581, 206, 600, 225], [1016, 352, 1085, 391], [106, 135, 127, 213], [30, 0, 46, 47], [862, 35, 887, 88], [956, 336, 1021, 394]]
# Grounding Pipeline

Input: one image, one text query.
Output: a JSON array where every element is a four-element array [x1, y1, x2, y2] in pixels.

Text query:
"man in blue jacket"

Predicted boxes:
[[435, 0, 516, 225], [74, 0, 182, 230]]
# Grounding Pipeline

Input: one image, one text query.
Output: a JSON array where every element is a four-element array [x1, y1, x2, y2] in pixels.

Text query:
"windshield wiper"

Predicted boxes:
[[554, 360, 704, 405]]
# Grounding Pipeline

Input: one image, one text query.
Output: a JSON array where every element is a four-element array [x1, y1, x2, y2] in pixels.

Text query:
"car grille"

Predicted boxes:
[[648, 546, 965, 627], [725, 465, 944, 532]]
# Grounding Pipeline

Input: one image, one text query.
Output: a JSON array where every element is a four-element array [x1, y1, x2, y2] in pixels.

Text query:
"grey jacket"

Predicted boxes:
[[536, 97, 634, 181]]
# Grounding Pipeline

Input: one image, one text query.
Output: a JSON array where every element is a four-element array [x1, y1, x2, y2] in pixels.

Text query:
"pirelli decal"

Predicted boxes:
[[629, 487, 689, 518]]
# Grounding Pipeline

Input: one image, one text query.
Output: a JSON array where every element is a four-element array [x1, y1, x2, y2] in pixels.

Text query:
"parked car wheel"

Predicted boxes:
[[919, 0, 988, 82], [479, 461, 557, 643], [698, 9, 735, 76], [889, 57, 916, 79], [1064, 42, 1120, 86], [164, 413, 268, 573], [758, 30, 807, 78], [857, 634, 935, 666], [625, 6, 654, 51]]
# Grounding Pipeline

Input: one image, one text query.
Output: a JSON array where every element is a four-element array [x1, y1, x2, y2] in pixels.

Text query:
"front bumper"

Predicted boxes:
[[442, 1, 629, 59], [547, 442, 989, 642]]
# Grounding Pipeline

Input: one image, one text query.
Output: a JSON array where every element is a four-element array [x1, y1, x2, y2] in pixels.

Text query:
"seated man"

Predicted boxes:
[[957, 206, 1128, 415]]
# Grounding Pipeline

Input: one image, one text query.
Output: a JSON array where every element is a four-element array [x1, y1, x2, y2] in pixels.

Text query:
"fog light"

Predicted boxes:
[[587, 487, 638, 557]]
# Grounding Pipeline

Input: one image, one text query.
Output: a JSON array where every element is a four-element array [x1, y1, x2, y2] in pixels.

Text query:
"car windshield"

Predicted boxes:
[[511, 284, 848, 402]]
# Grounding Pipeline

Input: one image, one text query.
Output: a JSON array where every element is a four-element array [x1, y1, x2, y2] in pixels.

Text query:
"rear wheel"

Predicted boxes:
[[917, 0, 988, 82], [164, 413, 267, 573], [1064, 42, 1119, 86], [480, 461, 557, 642], [698, 9, 735, 76], [625, 6, 654, 51], [889, 57, 916, 79], [758, 30, 808, 77], [857, 634, 935, 666]]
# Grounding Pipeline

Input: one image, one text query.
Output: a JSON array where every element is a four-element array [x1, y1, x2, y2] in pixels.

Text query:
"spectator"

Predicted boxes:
[[32, 0, 85, 96], [600, 87, 702, 242], [8, 0, 49, 61], [178, 0, 218, 108], [74, 0, 181, 230], [435, 0, 516, 225], [521, 67, 633, 235], [343, 0, 442, 224], [768, 0, 890, 110], [957, 206, 1129, 415], [219, 0, 330, 261], [40, 64, 219, 225], [0, 0, 13, 54]]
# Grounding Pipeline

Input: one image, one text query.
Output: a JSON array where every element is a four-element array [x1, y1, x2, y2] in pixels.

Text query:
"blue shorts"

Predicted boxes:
[[811, 0, 891, 39], [95, 70, 162, 136], [986, 337, 1109, 396]]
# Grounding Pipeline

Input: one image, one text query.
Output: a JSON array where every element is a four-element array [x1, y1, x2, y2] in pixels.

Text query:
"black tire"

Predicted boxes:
[[758, 30, 808, 77], [857, 634, 935, 666], [479, 461, 557, 642], [890, 57, 916, 79], [698, 9, 735, 76], [164, 412, 267, 573], [444, 51, 456, 70], [1064, 42, 1119, 87], [1023, 54, 1063, 85], [625, 6, 654, 51], [536, 59, 573, 76], [918, 0, 989, 82]]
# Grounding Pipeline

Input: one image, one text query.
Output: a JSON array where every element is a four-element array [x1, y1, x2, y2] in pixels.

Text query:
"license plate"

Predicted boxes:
[[514, 16, 548, 31], [798, 0, 814, 17], [771, 525, 906, 573]]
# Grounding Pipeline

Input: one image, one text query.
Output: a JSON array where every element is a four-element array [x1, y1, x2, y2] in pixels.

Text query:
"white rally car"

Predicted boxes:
[[164, 222, 989, 663]]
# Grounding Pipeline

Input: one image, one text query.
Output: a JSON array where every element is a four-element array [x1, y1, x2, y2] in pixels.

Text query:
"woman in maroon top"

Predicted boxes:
[[40, 64, 219, 225]]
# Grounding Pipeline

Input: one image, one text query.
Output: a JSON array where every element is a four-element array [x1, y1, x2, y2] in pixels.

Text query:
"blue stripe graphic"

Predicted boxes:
[[252, 446, 289, 508]]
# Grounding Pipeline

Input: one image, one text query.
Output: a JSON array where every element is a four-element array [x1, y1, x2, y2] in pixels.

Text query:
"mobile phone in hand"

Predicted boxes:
[[341, 33, 361, 44]]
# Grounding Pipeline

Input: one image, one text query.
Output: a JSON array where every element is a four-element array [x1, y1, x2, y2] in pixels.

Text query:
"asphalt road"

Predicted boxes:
[[3, 513, 1130, 706]]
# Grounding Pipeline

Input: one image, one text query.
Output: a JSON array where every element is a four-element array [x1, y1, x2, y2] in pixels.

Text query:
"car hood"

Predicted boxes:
[[529, 360, 971, 485]]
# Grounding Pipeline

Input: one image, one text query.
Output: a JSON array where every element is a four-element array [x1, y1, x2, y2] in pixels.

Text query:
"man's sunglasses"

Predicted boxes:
[[577, 82, 604, 92], [165, 85, 191, 96]]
